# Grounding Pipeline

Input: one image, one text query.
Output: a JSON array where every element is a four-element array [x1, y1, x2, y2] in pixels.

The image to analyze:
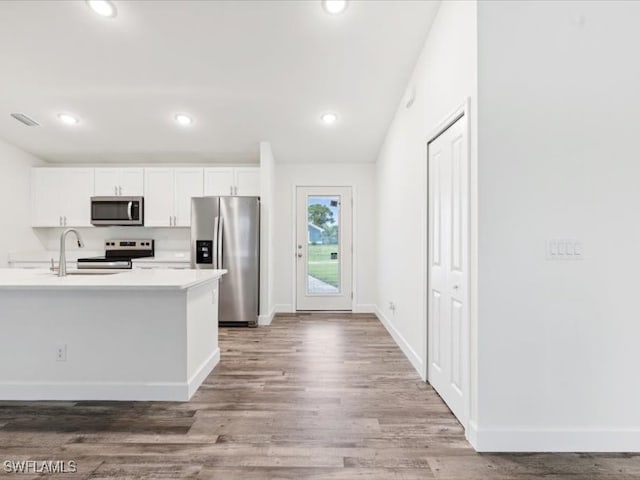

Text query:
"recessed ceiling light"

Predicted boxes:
[[86, 0, 117, 18], [57, 113, 79, 126], [322, 0, 348, 15], [320, 112, 338, 125], [174, 113, 194, 127]]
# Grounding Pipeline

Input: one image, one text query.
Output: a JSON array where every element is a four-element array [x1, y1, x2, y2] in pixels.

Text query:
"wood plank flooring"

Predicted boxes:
[[0, 313, 638, 479]]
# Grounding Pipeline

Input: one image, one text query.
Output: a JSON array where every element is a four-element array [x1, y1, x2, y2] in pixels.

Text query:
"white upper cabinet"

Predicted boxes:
[[203, 167, 260, 197], [235, 167, 261, 196], [174, 168, 204, 227], [144, 168, 203, 227], [31, 168, 94, 227], [144, 168, 174, 227], [203, 168, 235, 196], [94, 168, 144, 196]]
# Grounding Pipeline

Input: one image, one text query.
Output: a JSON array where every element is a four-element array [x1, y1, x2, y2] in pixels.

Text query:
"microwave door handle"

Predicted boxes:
[[213, 216, 219, 269], [127, 201, 133, 221]]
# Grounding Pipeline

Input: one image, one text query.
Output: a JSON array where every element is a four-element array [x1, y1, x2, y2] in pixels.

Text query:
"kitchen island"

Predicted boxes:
[[0, 268, 226, 401]]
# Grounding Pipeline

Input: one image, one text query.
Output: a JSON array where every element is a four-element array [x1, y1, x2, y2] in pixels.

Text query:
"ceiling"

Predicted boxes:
[[0, 0, 440, 164]]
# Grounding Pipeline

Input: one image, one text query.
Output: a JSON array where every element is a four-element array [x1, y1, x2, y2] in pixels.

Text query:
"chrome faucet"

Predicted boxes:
[[58, 229, 85, 277]]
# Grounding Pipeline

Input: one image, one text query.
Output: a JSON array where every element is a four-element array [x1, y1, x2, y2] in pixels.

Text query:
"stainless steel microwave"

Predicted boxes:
[[91, 196, 144, 226]]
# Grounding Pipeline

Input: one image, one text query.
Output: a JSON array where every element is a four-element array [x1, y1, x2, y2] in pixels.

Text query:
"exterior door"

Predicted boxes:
[[428, 114, 469, 426], [296, 186, 352, 311]]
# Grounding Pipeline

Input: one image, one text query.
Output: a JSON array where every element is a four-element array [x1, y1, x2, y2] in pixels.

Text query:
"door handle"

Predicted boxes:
[[217, 217, 224, 268], [213, 216, 219, 269]]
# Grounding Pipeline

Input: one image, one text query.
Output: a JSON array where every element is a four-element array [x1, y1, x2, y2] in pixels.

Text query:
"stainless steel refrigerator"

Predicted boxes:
[[191, 196, 260, 327]]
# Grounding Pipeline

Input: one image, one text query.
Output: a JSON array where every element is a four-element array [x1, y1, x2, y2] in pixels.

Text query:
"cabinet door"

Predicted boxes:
[[31, 168, 65, 227], [120, 168, 144, 196], [235, 167, 261, 196], [62, 168, 94, 227], [204, 168, 234, 196], [144, 168, 174, 226], [94, 168, 120, 196], [174, 168, 203, 227]]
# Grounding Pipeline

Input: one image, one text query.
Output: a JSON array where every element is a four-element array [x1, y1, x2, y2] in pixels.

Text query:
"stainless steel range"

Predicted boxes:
[[77, 239, 155, 270]]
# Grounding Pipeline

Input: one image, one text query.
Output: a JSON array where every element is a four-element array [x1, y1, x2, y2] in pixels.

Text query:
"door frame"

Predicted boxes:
[[424, 98, 473, 428], [291, 184, 356, 312]]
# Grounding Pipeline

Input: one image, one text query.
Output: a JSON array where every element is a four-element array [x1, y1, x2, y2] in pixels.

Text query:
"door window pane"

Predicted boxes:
[[307, 195, 340, 294]]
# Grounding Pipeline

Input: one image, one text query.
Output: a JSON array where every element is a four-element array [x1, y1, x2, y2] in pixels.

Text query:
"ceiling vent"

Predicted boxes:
[[10, 113, 40, 127]]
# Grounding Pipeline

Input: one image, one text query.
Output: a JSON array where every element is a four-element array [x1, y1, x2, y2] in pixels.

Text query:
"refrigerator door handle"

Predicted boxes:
[[213, 216, 219, 269], [218, 216, 224, 269]]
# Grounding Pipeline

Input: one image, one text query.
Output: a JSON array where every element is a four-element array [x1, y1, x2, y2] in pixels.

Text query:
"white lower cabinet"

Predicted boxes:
[[144, 168, 203, 227], [31, 168, 94, 227]]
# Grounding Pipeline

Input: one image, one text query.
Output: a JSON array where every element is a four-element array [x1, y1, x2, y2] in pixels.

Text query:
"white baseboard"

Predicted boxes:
[[258, 307, 276, 326], [467, 421, 640, 452], [0, 348, 220, 402], [374, 306, 425, 380], [354, 304, 376, 313], [187, 348, 220, 399], [274, 304, 294, 313]]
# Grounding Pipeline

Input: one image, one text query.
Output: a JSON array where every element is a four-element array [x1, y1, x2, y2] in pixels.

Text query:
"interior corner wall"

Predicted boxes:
[[259, 142, 276, 321], [272, 163, 376, 313], [0, 138, 45, 266], [475, 0, 640, 451], [374, 0, 477, 381]]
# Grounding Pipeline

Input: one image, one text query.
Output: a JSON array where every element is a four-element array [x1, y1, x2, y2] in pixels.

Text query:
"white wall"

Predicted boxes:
[[473, 0, 640, 451], [259, 142, 276, 322], [375, 0, 477, 381], [272, 163, 376, 312], [0, 138, 45, 266]]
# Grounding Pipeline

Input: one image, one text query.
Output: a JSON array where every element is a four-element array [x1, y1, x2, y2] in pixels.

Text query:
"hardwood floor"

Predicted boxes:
[[0, 313, 637, 479]]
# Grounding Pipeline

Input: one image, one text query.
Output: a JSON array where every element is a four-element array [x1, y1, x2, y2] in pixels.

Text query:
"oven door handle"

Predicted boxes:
[[127, 201, 133, 221]]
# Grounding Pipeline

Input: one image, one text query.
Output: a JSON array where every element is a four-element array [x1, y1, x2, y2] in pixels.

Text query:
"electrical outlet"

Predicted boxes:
[[547, 238, 584, 260], [389, 301, 396, 312], [56, 344, 67, 362]]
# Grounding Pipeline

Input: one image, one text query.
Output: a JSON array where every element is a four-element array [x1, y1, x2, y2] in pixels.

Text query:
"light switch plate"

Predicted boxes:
[[547, 238, 583, 260]]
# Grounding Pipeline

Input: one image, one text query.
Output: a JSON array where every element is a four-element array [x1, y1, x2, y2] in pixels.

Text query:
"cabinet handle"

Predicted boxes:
[[234, 186, 238, 195], [119, 186, 122, 196], [64, 216, 67, 226], [174, 215, 177, 226], [59, 216, 62, 226], [169, 216, 172, 227], [230, 185, 233, 196], [114, 185, 118, 195]]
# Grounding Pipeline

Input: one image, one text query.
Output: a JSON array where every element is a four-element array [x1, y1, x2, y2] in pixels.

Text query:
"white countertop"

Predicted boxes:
[[0, 268, 226, 291]]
